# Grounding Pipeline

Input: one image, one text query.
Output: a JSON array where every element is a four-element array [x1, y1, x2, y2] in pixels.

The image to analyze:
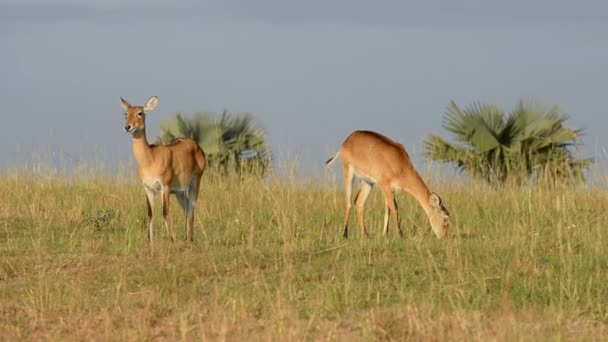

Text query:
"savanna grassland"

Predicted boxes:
[[1, 164, 607, 341]]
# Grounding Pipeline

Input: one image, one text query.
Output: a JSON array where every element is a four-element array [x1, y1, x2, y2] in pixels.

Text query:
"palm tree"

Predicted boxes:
[[423, 99, 592, 185], [156, 111, 271, 176]]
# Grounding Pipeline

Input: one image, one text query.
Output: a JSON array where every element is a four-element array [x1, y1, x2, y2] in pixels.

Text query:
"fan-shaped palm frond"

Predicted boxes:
[[156, 110, 271, 176], [424, 99, 592, 185]]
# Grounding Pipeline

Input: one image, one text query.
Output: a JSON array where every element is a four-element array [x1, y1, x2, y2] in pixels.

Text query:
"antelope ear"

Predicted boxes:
[[429, 193, 442, 210], [144, 96, 158, 113], [120, 97, 130, 111]]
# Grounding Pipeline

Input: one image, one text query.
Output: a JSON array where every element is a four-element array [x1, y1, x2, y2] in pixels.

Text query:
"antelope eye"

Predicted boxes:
[[124, 112, 127, 117], [137, 112, 144, 118]]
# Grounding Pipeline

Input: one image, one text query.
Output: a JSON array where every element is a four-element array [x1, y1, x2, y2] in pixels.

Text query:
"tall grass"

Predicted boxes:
[[0, 162, 607, 340]]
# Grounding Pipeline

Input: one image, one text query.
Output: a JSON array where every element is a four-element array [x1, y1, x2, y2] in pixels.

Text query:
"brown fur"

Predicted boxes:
[[326, 130, 449, 239], [121, 96, 206, 245]]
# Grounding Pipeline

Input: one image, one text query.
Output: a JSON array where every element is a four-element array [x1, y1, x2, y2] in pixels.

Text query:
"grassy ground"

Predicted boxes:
[[1, 166, 607, 340]]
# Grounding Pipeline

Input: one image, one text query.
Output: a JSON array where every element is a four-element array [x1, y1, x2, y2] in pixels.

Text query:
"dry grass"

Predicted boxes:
[[1, 164, 607, 340]]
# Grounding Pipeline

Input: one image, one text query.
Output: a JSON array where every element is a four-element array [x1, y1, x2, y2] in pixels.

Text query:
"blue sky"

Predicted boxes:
[[1, 1, 607, 177]]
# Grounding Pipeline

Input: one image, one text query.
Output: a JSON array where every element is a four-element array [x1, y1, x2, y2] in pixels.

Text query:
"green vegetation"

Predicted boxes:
[[424, 99, 592, 185], [1, 165, 607, 340], [156, 111, 271, 176]]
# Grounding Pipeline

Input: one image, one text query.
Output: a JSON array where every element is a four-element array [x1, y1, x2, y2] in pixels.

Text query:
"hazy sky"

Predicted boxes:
[[2, 1, 608, 176]]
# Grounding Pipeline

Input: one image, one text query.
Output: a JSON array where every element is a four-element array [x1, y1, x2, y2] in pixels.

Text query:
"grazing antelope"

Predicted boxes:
[[326, 130, 449, 239], [121, 96, 206, 245]]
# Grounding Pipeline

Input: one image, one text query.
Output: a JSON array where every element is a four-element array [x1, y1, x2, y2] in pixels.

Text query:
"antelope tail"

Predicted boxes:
[[325, 151, 340, 168]]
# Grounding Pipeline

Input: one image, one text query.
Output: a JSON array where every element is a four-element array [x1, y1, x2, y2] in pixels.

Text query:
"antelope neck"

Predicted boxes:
[[131, 128, 155, 167], [405, 172, 433, 216]]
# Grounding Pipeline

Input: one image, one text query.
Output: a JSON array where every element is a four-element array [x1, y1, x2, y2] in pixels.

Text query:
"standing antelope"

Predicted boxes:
[[121, 96, 206, 245], [326, 130, 450, 239]]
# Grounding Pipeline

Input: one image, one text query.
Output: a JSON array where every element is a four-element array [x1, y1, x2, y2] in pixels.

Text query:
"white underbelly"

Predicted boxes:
[[142, 177, 193, 194], [142, 178, 162, 193], [352, 167, 377, 185]]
